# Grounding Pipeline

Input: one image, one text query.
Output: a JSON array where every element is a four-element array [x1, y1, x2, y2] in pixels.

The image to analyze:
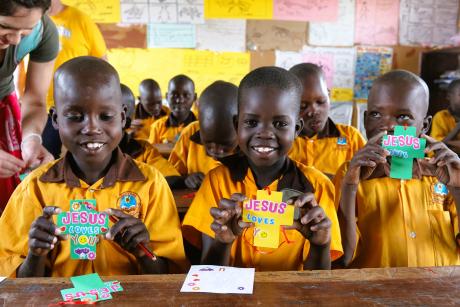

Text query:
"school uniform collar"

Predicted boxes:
[[134, 103, 167, 120], [300, 118, 341, 139], [220, 153, 315, 193], [119, 133, 144, 158], [365, 159, 436, 180], [189, 129, 202, 145], [40, 148, 146, 188], [165, 112, 196, 128]]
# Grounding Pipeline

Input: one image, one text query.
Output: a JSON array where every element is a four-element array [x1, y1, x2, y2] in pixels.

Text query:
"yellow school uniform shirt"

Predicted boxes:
[[168, 121, 221, 176], [288, 118, 365, 178], [134, 104, 170, 141], [182, 155, 343, 271], [148, 112, 196, 144], [119, 134, 179, 177], [0, 149, 186, 277], [431, 109, 459, 141], [47, 6, 106, 110], [333, 161, 460, 268]]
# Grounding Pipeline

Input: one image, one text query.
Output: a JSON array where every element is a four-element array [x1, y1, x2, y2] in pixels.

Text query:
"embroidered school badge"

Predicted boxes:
[[337, 137, 347, 145], [432, 182, 448, 207], [118, 192, 141, 218]]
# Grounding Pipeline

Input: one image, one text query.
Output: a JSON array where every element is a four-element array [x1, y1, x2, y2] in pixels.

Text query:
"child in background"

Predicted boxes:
[[168, 81, 238, 190], [119, 84, 181, 182], [149, 75, 197, 144], [335, 70, 460, 268], [288, 63, 365, 179], [182, 67, 342, 271], [0, 57, 186, 277], [431, 79, 460, 154], [133, 79, 169, 140]]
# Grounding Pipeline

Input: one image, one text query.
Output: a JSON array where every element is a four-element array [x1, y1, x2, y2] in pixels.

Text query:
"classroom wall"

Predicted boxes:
[[63, 0, 459, 129]]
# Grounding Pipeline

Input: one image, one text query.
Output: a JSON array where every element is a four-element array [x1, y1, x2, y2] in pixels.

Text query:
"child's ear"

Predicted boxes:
[[121, 105, 127, 128], [50, 107, 59, 130], [233, 114, 239, 131], [421, 115, 432, 135], [295, 118, 304, 137]]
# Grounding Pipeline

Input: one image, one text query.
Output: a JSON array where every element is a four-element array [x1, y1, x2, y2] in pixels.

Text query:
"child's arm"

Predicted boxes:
[[17, 206, 64, 277], [106, 209, 168, 274], [185, 172, 205, 190], [338, 132, 389, 267], [201, 193, 251, 265], [442, 122, 460, 143]]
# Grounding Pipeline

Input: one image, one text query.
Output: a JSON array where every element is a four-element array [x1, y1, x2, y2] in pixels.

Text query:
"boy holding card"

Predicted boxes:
[[288, 63, 366, 178], [148, 75, 197, 144], [0, 57, 186, 277], [119, 83, 180, 180], [133, 79, 169, 141], [168, 81, 238, 190], [182, 67, 342, 271], [335, 70, 460, 268]]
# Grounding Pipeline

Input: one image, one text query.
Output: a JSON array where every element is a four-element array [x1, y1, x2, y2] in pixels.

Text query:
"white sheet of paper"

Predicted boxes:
[[330, 102, 353, 126], [196, 19, 246, 52], [180, 265, 255, 294], [0, 277, 6, 284]]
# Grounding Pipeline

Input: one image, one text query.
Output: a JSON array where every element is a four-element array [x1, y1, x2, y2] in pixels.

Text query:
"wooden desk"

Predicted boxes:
[[173, 189, 196, 215], [1, 267, 459, 305], [153, 143, 174, 158]]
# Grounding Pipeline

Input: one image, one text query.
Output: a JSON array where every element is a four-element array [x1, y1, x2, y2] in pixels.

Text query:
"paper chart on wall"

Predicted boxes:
[[204, 0, 273, 19], [147, 24, 196, 48], [63, 0, 121, 23], [196, 19, 246, 52], [355, 0, 399, 45], [399, 0, 459, 45], [247, 20, 307, 51], [330, 102, 353, 126], [309, 0, 355, 47], [273, 0, 339, 22]]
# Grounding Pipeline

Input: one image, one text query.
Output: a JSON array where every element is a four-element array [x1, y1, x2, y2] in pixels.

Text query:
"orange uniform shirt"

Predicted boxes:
[[0, 149, 186, 277], [288, 119, 365, 178], [431, 109, 460, 141], [148, 112, 196, 144], [183, 155, 343, 271], [334, 161, 460, 268], [133, 104, 170, 141], [168, 121, 221, 176]]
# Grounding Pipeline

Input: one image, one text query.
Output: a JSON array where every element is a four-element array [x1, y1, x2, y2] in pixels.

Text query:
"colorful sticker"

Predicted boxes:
[[60, 273, 123, 303]]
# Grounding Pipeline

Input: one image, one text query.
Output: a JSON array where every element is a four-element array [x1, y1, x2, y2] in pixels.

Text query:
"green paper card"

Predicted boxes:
[[382, 126, 426, 179], [56, 200, 109, 260], [61, 273, 123, 302]]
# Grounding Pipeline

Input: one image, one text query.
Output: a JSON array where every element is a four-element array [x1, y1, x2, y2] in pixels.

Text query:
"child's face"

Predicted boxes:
[[299, 74, 330, 136], [448, 86, 460, 115], [166, 80, 196, 119], [237, 86, 302, 167], [52, 85, 125, 169], [365, 83, 431, 139], [139, 88, 163, 117], [200, 125, 238, 160]]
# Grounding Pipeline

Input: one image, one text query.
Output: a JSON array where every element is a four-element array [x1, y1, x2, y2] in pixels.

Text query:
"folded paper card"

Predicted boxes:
[[61, 273, 123, 303]]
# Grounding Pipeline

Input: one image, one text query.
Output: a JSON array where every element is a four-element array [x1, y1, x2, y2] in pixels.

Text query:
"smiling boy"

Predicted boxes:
[[0, 57, 186, 277], [182, 67, 342, 271]]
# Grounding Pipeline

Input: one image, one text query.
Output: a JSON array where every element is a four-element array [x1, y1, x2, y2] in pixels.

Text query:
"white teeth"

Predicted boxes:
[[85, 143, 103, 149], [253, 146, 275, 153]]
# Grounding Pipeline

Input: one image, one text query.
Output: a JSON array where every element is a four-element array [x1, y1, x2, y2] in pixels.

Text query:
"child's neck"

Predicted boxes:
[[69, 152, 114, 185], [171, 111, 190, 124], [248, 156, 287, 189]]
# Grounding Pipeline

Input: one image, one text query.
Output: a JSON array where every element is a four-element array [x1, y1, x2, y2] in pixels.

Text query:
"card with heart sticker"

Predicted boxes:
[[56, 200, 109, 260]]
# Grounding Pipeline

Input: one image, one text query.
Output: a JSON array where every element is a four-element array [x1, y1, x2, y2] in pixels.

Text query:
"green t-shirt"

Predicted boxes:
[[0, 15, 59, 100]]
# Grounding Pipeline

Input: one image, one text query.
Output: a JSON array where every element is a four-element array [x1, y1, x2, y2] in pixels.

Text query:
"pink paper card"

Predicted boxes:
[[302, 53, 335, 88], [274, 0, 339, 22]]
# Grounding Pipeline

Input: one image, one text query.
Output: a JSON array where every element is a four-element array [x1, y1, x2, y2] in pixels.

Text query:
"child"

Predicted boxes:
[[335, 70, 460, 268], [0, 57, 186, 277], [119, 84, 180, 182], [182, 67, 342, 271], [288, 63, 365, 179], [148, 75, 197, 144], [168, 81, 238, 190], [133, 79, 169, 140], [431, 79, 460, 154]]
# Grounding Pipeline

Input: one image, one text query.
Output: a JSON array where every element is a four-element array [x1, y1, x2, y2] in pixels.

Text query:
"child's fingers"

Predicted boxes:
[[309, 216, 331, 232], [238, 220, 253, 229], [42, 206, 61, 219], [210, 221, 228, 235], [293, 192, 316, 208], [125, 232, 149, 252], [30, 228, 58, 245], [429, 149, 451, 165], [218, 197, 239, 210], [421, 134, 437, 145], [29, 238, 55, 251], [106, 218, 136, 240], [197, 172, 205, 180], [121, 223, 147, 245], [33, 216, 59, 235], [300, 206, 325, 225], [230, 193, 247, 203], [425, 141, 446, 153], [367, 130, 387, 145], [210, 207, 233, 225], [107, 208, 133, 220]]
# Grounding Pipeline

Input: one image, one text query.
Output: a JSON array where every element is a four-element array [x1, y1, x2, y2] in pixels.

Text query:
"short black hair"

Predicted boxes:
[[139, 78, 160, 94], [447, 79, 460, 94], [121, 83, 135, 117], [169, 74, 195, 91], [0, 0, 50, 15], [289, 63, 326, 82], [238, 66, 302, 114], [199, 81, 238, 126]]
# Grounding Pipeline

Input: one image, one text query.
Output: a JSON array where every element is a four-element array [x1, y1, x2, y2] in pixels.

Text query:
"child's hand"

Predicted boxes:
[[185, 172, 205, 190], [286, 193, 331, 246], [106, 209, 150, 258], [344, 131, 389, 184], [28, 206, 64, 257], [130, 119, 144, 133], [423, 134, 460, 187], [210, 193, 252, 244], [0, 148, 26, 178]]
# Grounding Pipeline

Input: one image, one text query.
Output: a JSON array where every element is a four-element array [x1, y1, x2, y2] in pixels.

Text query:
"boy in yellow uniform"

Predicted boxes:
[[168, 81, 238, 189], [183, 67, 342, 271], [335, 70, 460, 268], [119, 84, 180, 182], [0, 57, 186, 277], [133, 79, 169, 141], [288, 63, 365, 179], [148, 75, 197, 144], [431, 79, 460, 154]]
